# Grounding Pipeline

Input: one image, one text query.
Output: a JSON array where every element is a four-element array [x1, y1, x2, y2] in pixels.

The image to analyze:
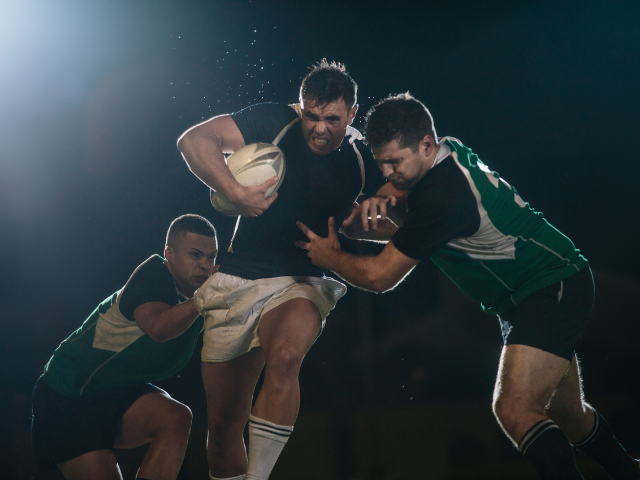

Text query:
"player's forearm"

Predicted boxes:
[[329, 251, 397, 293], [144, 300, 200, 343], [177, 129, 245, 202]]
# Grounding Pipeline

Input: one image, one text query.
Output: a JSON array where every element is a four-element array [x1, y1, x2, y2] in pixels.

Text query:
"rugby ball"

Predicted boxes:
[[210, 142, 286, 216]]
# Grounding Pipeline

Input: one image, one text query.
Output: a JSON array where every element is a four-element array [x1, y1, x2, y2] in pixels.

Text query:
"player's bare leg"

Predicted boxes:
[[244, 298, 321, 479], [493, 344, 584, 478], [548, 356, 640, 478], [544, 356, 594, 442], [115, 391, 193, 480], [252, 298, 321, 425], [59, 391, 192, 480], [202, 348, 265, 478], [58, 450, 122, 480], [493, 344, 580, 442]]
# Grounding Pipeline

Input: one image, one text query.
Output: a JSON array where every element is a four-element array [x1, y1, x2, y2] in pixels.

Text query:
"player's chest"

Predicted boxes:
[[277, 137, 362, 207]]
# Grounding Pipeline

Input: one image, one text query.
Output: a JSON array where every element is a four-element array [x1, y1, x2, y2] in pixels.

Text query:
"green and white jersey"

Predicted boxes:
[[392, 138, 588, 315], [43, 255, 204, 397]]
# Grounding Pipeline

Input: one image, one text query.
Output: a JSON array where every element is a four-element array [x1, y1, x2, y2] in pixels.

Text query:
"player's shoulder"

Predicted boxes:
[[136, 254, 165, 273], [234, 102, 298, 121], [345, 125, 363, 145], [124, 254, 167, 288], [343, 125, 375, 161]]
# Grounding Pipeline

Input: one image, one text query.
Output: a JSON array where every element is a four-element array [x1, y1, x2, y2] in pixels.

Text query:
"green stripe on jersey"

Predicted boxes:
[[431, 138, 588, 314], [44, 289, 203, 397]]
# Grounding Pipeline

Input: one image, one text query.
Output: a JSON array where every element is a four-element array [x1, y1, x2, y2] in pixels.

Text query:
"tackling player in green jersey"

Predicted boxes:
[[297, 93, 638, 479], [32, 214, 218, 480]]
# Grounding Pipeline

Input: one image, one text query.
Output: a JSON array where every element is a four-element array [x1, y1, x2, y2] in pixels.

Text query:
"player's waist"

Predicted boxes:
[[218, 258, 325, 280]]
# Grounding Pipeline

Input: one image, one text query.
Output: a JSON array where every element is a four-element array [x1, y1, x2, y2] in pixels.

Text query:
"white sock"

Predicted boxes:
[[246, 414, 293, 480], [209, 474, 246, 480]]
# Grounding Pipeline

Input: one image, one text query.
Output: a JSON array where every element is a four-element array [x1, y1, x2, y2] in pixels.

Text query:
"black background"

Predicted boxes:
[[2, 1, 639, 478]]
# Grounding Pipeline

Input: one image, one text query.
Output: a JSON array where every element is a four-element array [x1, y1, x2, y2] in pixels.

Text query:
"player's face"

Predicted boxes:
[[373, 139, 428, 190], [300, 97, 357, 156], [164, 232, 218, 297]]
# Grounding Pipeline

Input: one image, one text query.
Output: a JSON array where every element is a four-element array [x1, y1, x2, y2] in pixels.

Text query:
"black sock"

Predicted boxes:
[[574, 411, 638, 479], [519, 419, 584, 479]]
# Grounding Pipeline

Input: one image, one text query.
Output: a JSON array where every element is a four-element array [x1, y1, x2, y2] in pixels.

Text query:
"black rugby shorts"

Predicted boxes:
[[498, 265, 594, 360], [31, 376, 161, 471]]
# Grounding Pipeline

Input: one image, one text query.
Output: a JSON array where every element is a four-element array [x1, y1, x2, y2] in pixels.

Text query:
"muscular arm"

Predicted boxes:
[[296, 217, 419, 293], [177, 115, 246, 197], [134, 299, 200, 343], [329, 240, 419, 293], [177, 115, 277, 216]]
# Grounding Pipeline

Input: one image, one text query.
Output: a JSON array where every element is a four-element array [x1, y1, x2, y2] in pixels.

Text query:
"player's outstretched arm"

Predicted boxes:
[[134, 297, 203, 343], [177, 115, 278, 217], [296, 217, 418, 293]]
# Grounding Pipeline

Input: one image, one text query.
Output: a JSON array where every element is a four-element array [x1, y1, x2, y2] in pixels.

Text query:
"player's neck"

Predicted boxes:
[[422, 144, 440, 177]]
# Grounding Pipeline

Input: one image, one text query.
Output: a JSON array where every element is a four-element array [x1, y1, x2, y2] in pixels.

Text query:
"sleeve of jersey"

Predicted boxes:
[[231, 102, 299, 145], [359, 143, 386, 196], [391, 159, 481, 261], [119, 256, 179, 322]]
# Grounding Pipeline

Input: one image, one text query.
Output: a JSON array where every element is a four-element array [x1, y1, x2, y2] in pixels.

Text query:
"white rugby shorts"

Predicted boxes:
[[194, 272, 347, 363]]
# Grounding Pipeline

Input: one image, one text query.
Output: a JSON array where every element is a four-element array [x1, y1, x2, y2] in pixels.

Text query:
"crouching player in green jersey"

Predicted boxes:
[[296, 93, 638, 479], [31, 214, 218, 480]]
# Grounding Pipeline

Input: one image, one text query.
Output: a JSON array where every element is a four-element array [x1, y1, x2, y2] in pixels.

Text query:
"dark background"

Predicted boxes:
[[2, 1, 639, 479]]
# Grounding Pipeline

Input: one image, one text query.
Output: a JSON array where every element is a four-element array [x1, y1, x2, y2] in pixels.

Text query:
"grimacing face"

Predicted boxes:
[[164, 232, 218, 297], [372, 139, 429, 191], [300, 97, 357, 156]]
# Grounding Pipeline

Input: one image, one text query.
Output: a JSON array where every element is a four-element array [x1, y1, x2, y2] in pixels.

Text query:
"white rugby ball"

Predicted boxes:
[[210, 142, 286, 216]]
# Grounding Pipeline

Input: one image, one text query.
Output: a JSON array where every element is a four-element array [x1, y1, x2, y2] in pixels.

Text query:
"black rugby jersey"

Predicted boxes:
[[219, 102, 385, 279]]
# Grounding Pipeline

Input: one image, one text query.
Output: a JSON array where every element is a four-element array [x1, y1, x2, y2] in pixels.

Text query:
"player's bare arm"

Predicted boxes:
[[134, 279, 216, 343], [177, 115, 279, 217], [296, 217, 418, 293]]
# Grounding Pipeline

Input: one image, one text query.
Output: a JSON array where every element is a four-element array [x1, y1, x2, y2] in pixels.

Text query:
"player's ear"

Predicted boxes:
[[164, 245, 173, 263], [348, 104, 358, 125], [420, 134, 436, 157]]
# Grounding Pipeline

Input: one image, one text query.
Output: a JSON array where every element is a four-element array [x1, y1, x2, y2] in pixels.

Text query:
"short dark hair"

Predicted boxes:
[[364, 92, 437, 151], [166, 214, 217, 250], [299, 59, 357, 110]]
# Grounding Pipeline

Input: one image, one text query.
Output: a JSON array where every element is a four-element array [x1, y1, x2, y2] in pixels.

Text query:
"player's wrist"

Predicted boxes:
[[329, 249, 347, 272], [225, 182, 247, 204]]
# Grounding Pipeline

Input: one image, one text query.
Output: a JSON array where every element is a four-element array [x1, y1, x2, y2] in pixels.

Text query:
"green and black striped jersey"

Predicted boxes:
[[43, 255, 203, 397], [392, 138, 588, 315]]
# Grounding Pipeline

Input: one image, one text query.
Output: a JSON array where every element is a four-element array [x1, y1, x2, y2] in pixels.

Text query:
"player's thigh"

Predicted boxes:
[[114, 390, 192, 449], [202, 348, 265, 423], [258, 298, 322, 360], [495, 344, 571, 411], [58, 449, 122, 480]]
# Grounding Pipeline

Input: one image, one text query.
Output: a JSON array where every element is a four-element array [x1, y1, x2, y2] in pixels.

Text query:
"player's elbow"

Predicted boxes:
[[146, 326, 174, 344], [176, 128, 196, 156], [367, 265, 413, 293], [367, 273, 398, 294]]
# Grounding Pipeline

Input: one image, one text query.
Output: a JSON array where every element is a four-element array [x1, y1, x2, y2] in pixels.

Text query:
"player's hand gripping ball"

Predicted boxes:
[[210, 142, 286, 216]]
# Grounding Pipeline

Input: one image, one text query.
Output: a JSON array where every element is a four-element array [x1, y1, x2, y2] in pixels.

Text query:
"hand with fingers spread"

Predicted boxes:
[[295, 217, 342, 270], [342, 194, 398, 232], [228, 176, 280, 217]]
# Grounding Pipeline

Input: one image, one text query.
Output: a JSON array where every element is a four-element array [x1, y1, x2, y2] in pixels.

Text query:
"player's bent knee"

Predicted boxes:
[[265, 342, 305, 372], [162, 401, 193, 437]]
